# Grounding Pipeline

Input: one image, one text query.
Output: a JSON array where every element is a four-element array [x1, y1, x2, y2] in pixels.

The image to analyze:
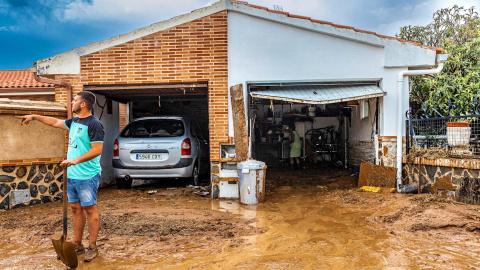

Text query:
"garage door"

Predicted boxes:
[[84, 82, 208, 103], [250, 84, 385, 104]]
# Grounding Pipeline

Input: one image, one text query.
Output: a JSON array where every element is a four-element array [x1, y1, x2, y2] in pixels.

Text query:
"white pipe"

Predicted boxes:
[[396, 54, 448, 192]]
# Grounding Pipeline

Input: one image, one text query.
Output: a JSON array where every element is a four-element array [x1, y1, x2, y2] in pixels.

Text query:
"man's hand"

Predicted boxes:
[[61, 159, 78, 168], [15, 114, 67, 130], [16, 115, 34, 125]]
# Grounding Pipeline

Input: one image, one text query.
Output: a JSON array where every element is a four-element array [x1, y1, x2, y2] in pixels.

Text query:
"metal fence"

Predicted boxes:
[[406, 115, 480, 158]]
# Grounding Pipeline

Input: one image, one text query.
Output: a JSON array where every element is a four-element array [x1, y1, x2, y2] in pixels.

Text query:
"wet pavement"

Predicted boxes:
[[1, 169, 480, 269]]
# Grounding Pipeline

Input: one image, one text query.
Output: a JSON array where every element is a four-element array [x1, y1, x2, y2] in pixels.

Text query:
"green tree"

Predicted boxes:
[[397, 5, 480, 117]]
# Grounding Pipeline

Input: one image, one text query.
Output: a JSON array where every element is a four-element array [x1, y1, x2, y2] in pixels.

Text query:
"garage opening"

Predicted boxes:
[[85, 82, 210, 186], [248, 81, 385, 177], [85, 82, 209, 134]]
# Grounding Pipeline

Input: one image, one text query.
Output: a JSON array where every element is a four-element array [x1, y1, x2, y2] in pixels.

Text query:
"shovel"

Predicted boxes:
[[52, 168, 78, 268]]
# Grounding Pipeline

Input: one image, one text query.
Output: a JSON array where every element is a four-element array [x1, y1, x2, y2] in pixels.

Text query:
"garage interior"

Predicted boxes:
[[247, 81, 385, 171], [85, 82, 210, 135]]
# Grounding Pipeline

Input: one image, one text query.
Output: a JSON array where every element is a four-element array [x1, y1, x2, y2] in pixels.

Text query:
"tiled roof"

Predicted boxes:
[[231, 0, 444, 53], [0, 70, 54, 89]]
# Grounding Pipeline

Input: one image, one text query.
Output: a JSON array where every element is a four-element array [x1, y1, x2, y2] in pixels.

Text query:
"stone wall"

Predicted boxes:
[[403, 158, 480, 204], [349, 140, 375, 168], [0, 164, 64, 210], [376, 136, 407, 168]]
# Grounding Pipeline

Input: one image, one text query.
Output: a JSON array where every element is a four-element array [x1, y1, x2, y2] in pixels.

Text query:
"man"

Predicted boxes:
[[17, 91, 104, 262]]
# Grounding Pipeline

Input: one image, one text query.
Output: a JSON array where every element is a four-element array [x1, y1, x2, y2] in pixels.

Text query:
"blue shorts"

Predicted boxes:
[[67, 174, 100, 207]]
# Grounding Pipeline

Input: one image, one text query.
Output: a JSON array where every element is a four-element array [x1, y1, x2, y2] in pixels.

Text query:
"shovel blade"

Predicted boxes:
[[52, 234, 78, 269]]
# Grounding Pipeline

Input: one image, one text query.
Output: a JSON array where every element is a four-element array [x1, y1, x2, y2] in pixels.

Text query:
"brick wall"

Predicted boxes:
[[55, 11, 228, 161], [118, 103, 128, 131]]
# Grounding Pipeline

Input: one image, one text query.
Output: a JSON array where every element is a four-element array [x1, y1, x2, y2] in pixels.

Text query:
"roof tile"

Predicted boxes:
[[0, 70, 54, 89]]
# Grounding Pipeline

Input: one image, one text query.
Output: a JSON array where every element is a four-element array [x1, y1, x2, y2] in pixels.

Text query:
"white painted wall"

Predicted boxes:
[[227, 11, 413, 141], [92, 95, 119, 186]]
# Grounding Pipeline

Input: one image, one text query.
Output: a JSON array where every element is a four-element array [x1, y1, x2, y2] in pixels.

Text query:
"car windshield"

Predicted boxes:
[[121, 119, 185, 138]]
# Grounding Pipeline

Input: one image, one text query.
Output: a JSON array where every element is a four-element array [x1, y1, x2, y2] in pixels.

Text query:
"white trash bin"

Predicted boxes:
[[237, 160, 267, 204]]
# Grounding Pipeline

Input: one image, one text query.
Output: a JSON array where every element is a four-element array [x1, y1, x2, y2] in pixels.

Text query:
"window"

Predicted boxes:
[[121, 119, 185, 138]]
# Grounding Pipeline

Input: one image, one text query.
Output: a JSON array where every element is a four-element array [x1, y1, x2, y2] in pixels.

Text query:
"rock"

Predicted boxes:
[[10, 183, 16, 189], [17, 181, 28, 190], [48, 164, 53, 170], [56, 174, 63, 183], [54, 165, 63, 175], [29, 199, 42, 206], [11, 203, 26, 210], [2, 166, 15, 173], [49, 182, 59, 195], [54, 192, 63, 201], [44, 172, 55, 183], [39, 165, 47, 174], [40, 195, 52, 204], [0, 175, 15, 182], [31, 173, 44, 184], [30, 185, 38, 198], [38, 185, 47, 194], [0, 183, 11, 197], [16, 166, 27, 178], [27, 166, 36, 181], [0, 196, 9, 210], [60, 184, 63, 191]]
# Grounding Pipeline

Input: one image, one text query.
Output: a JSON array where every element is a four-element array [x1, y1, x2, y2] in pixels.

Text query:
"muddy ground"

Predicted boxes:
[[1, 168, 480, 269]]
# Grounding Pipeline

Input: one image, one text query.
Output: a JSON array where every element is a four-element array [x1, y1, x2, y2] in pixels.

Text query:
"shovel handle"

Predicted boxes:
[[63, 168, 68, 239]]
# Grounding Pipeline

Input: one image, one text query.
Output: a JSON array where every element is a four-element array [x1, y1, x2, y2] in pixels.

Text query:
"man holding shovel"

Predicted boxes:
[[17, 91, 104, 262]]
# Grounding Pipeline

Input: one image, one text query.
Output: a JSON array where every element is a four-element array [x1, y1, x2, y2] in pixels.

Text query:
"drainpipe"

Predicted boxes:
[[29, 67, 73, 118], [396, 54, 448, 192]]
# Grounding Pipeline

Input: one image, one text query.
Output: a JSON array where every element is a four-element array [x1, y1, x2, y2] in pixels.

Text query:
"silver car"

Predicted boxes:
[[113, 116, 209, 189]]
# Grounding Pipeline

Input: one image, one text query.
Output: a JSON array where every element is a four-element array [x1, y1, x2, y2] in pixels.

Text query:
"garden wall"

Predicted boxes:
[[403, 158, 480, 204], [0, 99, 67, 210]]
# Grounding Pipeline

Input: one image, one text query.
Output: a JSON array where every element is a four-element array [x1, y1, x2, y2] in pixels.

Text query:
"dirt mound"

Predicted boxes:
[[372, 194, 480, 234]]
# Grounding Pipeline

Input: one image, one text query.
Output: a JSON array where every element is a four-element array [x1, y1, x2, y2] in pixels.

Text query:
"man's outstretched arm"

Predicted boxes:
[[16, 115, 68, 130]]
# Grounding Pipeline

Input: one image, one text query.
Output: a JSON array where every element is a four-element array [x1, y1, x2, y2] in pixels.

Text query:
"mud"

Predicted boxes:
[[1, 168, 480, 269], [357, 162, 396, 188], [431, 176, 455, 195]]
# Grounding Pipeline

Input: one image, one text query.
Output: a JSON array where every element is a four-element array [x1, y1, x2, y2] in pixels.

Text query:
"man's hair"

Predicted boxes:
[[77, 91, 96, 111]]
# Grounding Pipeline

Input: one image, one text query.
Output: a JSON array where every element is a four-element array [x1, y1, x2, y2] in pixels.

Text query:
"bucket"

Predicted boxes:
[[446, 126, 471, 147], [237, 160, 267, 204]]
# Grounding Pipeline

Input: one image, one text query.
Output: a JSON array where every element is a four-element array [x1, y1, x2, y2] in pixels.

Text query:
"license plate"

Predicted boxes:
[[136, 153, 165, 160]]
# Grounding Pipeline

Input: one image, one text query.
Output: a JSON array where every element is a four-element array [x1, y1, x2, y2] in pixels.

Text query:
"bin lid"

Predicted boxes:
[[237, 160, 266, 170]]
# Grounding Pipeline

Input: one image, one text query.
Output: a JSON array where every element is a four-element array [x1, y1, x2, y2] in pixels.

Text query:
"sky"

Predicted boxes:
[[0, 0, 479, 70]]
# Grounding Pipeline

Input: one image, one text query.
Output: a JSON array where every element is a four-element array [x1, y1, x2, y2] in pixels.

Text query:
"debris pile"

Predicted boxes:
[[405, 146, 449, 163]]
